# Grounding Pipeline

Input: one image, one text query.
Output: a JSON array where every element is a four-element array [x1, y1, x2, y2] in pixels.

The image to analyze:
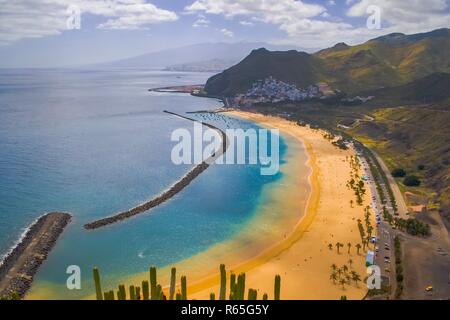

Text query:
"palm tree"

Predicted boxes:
[[343, 264, 349, 273], [347, 242, 352, 254], [339, 278, 347, 290], [337, 268, 343, 278], [355, 243, 362, 255], [329, 272, 338, 284], [367, 225, 373, 238], [351, 271, 361, 287], [345, 274, 352, 284], [350, 200, 353, 208], [348, 259, 353, 269], [336, 242, 343, 254], [328, 243, 333, 251], [331, 264, 337, 272]]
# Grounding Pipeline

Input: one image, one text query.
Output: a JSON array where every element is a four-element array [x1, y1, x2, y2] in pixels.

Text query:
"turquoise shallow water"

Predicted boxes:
[[0, 69, 288, 298]]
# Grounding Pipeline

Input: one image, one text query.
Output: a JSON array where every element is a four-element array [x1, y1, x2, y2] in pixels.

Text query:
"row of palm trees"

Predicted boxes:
[[347, 156, 366, 206], [328, 242, 363, 255], [383, 205, 430, 236]]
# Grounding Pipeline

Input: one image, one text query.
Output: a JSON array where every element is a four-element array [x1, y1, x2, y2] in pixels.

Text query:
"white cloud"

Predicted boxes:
[[186, 0, 450, 48], [327, 0, 336, 6], [0, 0, 178, 44], [240, 20, 255, 27], [219, 28, 234, 37], [346, 0, 450, 34], [186, 0, 325, 22], [192, 14, 210, 27]]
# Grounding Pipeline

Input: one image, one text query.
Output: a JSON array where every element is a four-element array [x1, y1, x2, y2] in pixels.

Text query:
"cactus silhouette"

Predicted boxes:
[[135, 286, 141, 300], [274, 275, 281, 300], [93, 267, 103, 300], [248, 289, 257, 300], [142, 281, 149, 300], [229, 273, 236, 300], [169, 267, 176, 300], [219, 264, 226, 300], [129, 285, 136, 300], [237, 273, 246, 300], [93, 265, 280, 301], [181, 276, 187, 300], [149, 266, 157, 300], [118, 284, 126, 300]]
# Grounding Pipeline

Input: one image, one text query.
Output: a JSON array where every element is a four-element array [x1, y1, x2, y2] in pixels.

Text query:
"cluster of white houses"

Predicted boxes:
[[233, 77, 336, 107]]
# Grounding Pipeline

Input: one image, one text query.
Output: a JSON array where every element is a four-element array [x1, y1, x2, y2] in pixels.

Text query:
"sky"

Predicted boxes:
[[0, 0, 449, 67]]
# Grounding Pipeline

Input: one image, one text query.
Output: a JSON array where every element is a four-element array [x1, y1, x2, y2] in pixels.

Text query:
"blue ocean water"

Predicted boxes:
[[0, 68, 287, 298]]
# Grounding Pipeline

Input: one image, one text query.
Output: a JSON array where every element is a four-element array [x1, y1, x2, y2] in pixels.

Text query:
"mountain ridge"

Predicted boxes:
[[95, 42, 307, 70], [205, 28, 450, 96]]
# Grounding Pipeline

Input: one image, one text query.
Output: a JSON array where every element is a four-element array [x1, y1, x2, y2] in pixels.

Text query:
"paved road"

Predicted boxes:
[[372, 151, 409, 218], [360, 156, 396, 296]]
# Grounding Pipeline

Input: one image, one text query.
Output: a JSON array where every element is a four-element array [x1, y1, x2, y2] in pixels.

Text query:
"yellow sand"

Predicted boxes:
[[187, 111, 373, 300], [28, 111, 373, 300]]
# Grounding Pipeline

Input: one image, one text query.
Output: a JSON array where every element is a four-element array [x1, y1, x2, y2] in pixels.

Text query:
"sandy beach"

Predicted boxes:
[[27, 110, 374, 300], [188, 110, 375, 300]]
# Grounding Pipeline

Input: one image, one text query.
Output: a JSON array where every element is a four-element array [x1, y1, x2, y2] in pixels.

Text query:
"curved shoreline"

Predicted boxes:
[[187, 111, 370, 300], [84, 111, 229, 230], [135, 111, 369, 300], [183, 111, 320, 296], [0, 212, 71, 299]]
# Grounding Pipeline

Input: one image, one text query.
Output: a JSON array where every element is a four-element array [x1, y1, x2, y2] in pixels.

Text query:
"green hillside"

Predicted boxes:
[[362, 72, 450, 106], [205, 28, 450, 96], [349, 105, 450, 227], [204, 48, 323, 96]]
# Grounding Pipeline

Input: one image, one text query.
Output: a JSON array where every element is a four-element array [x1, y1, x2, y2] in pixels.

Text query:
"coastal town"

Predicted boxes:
[[233, 77, 337, 107]]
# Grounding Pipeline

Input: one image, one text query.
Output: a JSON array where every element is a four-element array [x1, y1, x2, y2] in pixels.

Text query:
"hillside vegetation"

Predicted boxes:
[[349, 106, 450, 225], [362, 72, 450, 106]]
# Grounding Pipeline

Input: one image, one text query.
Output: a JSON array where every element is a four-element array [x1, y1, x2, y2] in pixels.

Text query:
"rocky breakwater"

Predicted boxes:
[[0, 212, 72, 299], [84, 111, 229, 230]]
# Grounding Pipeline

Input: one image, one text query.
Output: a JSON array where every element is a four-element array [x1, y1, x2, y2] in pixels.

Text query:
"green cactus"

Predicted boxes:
[[237, 273, 246, 300], [248, 289, 257, 300], [135, 286, 141, 300], [169, 267, 176, 300], [210, 293, 216, 300], [229, 273, 236, 300], [181, 275, 187, 300], [117, 285, 126, 300], [104, 290, 115, 300], [93, 267, 103, 300], [155, 284, 162, 300], [129, 285, 136, 300], [150, 266, 157, 300], [274, 275, 281, 301], [142, 280, 149, 300], [176, 292, 182, 300], [219, 264, 226, 300], [262, 293, 268, 300]]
